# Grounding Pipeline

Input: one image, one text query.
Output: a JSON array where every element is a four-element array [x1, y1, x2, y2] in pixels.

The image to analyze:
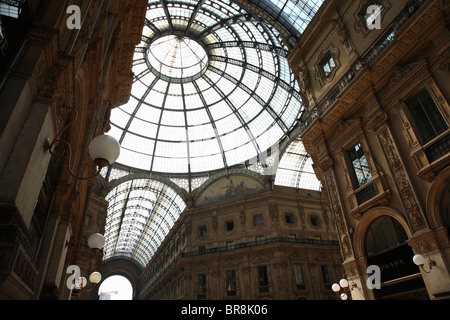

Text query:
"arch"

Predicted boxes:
[[353, 206, 413, 259], [102, 171, 188, 201], [98, 275, 133, 300], [195, 168, 265, 196], [100, 258, 142, 299], [426, 166, 450, 229], [103, 178, 187, 269], [193, 170, 266, 207]]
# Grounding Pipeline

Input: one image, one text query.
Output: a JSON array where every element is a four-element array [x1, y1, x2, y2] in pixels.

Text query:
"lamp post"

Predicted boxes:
[[71, 233, 106, 296]]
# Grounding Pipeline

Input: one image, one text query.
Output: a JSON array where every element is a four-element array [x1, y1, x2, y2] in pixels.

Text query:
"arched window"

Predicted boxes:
[[365, 216, 408, 256]]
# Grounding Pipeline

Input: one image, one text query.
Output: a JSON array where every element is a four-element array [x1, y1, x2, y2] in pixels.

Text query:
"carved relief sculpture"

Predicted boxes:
[[377, 129, 426, 232], [325, 174, 354, 260]]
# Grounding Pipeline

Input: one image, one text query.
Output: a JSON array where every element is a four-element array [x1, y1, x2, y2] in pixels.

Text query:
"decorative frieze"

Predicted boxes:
[[377, 128, 427, 232], [325, 173, 354, 260]]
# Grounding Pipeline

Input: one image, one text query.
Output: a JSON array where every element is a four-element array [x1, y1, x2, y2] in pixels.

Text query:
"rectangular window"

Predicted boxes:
[[294, 264, 306, 290], [197, 274, 206, 300], [226, 241, 235, 250], [321, 265, 331, 287], [226, 270, 237, 296], [285, 213, 294, 224], [310, 215, 320, 227], [253, 214, 264, 226], [258, 266, 269, 293], [198, 225, 207, 237], [404, 88, 448, 145], [347, 142, 372, 188], [322, 55, 336, 77], [255, 235, 264, 245], [225, 220, 234, 231]]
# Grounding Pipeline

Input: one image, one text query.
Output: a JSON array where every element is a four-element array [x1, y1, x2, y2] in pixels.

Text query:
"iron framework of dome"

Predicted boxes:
[[101, 0, 325, 269], [103, 178, 186, 268], [107, 0, 324, 177]]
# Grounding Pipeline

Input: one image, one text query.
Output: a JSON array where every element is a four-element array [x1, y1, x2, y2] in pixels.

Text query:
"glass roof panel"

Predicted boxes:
[[245, 0, 324, 39], [104, 179, 186, 268], [275, 137, 322, 190], [108, 0, 323, 176]]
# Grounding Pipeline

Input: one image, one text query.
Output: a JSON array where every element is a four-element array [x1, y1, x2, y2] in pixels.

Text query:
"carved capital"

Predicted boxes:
[[367, 111, 388, 133], [407, 230, 440, 255]]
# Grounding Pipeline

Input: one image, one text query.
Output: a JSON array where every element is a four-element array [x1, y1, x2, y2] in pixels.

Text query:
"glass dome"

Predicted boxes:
[[102, 0, 325, 270], [107, 0, 317, 175]]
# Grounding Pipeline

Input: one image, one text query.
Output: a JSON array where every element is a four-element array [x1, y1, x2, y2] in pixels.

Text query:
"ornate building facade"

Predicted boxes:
[[135, 173, 341, 300], [289, 0, 450, 299], [0, 0, 146, 299], [0, 0, 449, 301]]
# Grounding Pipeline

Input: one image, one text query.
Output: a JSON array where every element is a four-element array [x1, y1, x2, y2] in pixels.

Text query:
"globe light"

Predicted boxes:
[[331, 283, 341, 293], [89, 271, 102, 284], [413, 254, 426, 266], [87, 233, 105, 250], [88, 134, 121, 169], [339, 279, 349, 288], [340, 293, 348, 300], [76, 276, 87, 289]]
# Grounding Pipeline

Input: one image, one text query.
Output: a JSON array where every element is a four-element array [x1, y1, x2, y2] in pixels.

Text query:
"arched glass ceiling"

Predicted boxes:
[[274, 137, 321, 191], [103, 179, 186, 268], [244, 0, 325, 40], [107, 0, 323, 176]]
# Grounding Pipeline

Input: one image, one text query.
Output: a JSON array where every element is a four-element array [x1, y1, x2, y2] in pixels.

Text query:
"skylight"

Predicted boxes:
[[103, 178, 186, 268], [102, 0, 324, 268], [107, 0, 313, 176]]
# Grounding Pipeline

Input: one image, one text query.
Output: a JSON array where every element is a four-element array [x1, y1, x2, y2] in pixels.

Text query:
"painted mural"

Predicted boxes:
[[195, 175, 265, 207]]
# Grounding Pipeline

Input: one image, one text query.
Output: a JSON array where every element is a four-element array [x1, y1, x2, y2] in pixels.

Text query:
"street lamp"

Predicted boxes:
[[44, 106, 120, 180], [70, 233, 105, 295], [413, 254, 436, 273]]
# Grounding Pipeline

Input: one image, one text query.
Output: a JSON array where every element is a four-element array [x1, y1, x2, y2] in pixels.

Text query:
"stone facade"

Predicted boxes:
[[137, 175, 342, 300], [289, 0, 450, 299], [1, 0, 449, 301], [0, 0, 146, 299]]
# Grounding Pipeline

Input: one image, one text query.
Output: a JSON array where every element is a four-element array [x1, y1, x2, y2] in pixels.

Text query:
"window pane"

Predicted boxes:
[[365, 216, 408, 256], [321, 265, 331, 284], [347, 142, 372, 188], [405, 88, 448, 144], [226, 270, 237, 296], [294, 264, 306, 290], [198, 274, 206, 299], [258, 266, 269, 293]]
